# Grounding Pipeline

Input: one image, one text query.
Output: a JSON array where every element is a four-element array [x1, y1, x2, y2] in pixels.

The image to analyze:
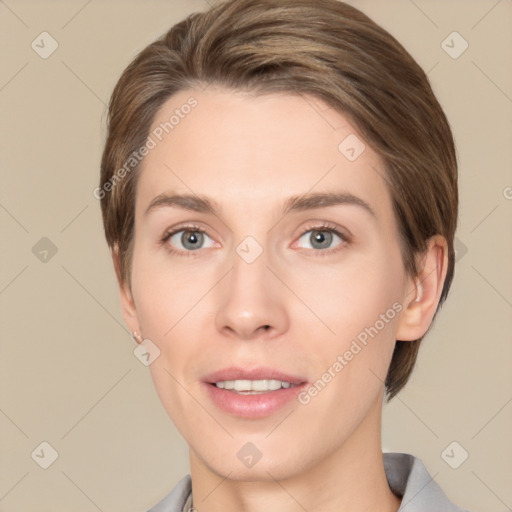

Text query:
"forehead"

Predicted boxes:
[[136, 87, 391, 216]]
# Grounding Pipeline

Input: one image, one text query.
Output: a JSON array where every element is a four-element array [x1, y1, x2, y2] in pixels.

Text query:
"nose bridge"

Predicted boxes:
[[228, 240, 271, 311], [214, 236, 289, 339], [234, 243, 271, 297]]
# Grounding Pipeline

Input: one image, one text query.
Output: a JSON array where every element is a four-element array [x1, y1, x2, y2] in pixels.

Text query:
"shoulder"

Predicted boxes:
[[146, 475, 191, 512], [384, 452, 471, 512]]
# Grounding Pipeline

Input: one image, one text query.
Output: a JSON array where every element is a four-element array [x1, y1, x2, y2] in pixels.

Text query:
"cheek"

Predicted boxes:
[[286, 250, 405, 345], [286, 244, 406, 406], [129, 247, 215, 393], [291, 267, 403, 440], [130, 246, 209, 337], [131, 263, 207, 433]]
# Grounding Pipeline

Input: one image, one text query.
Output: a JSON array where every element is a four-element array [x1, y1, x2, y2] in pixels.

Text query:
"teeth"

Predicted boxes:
[[215, 379, 294, 392]]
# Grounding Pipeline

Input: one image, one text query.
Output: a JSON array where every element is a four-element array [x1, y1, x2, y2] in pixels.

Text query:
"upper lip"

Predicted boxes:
[[203, 367, 306, 385]]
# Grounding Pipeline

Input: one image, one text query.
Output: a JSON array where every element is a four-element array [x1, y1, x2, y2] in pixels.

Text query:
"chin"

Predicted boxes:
[[191, 436, 325, 483]]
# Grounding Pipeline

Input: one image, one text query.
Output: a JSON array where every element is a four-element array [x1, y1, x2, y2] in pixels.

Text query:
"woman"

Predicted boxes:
[[98, 0, 468, 510]]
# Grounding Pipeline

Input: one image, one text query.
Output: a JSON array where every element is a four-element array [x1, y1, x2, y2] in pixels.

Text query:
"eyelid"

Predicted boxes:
[[294, 221, 351, 242], [160, 223, 220, 255], [290, 221, 351, 253], [161, 221, 216, 241]]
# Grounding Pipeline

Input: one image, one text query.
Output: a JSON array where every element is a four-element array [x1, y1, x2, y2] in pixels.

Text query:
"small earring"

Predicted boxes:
[[132, 331, 143, 344]]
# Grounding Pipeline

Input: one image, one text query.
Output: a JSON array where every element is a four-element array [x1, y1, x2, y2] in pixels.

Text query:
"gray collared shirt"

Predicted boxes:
[[147, 453, 470, 512]]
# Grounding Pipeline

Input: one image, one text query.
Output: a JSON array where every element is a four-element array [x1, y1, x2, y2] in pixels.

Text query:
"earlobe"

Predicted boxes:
[[396, 235, 449, 342], [111, 245, 140, 335], [131, 331, 144, 345]]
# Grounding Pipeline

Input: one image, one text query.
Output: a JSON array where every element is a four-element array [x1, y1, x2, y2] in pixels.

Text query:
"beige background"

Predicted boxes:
[[1, 0, 511, 511]]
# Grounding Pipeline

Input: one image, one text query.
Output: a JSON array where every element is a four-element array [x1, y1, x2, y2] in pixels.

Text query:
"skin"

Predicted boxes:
[[114, 87, 448, 512]]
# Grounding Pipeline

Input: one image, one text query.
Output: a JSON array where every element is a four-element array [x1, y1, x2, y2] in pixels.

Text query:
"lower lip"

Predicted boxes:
[[203, 382, 307, 418]]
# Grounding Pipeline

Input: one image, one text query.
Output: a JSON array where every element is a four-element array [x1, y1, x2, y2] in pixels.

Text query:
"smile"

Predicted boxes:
[[203, 367, 307, 418], [214, 379, 296, 393]]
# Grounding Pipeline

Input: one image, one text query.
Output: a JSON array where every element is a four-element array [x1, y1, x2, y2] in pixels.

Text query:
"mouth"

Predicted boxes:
[[202, 367, 307, 418], [213, 379, 297, 393]]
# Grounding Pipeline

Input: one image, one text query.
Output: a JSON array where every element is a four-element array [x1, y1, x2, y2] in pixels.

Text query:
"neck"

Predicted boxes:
[[188, 397, 401, 512]]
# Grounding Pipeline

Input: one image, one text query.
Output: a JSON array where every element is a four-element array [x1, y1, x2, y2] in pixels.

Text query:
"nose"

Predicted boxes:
[[214, 248, 290, 340]]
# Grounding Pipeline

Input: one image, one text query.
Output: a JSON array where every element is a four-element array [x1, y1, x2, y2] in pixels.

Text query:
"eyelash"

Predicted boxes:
[[160, 222, 350, 257], [296, 222, 350, 258], [160, 223, 209, 258]]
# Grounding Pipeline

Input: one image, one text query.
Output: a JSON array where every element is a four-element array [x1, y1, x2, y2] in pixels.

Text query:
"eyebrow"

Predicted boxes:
[[283, 192, 375, 217], [144, 191, 375, 218], [144, 193, 220, 216]]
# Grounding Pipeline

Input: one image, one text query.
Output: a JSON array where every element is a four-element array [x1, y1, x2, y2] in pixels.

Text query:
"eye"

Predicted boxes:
[[166, 229, 216, 252], [296, 228, 344, 250]]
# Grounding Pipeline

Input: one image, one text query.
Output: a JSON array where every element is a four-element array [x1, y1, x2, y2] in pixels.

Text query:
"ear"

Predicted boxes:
[[111, 245, 141, 342], [396, 235, 449, 341]]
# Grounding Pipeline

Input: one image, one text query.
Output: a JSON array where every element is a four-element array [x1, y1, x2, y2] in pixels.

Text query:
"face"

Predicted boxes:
[[120, 87, 420, 481]]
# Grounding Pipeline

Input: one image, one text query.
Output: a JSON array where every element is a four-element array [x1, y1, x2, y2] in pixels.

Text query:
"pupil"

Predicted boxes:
[[182, 231, 203, 250], [311, 230, 332, 249]]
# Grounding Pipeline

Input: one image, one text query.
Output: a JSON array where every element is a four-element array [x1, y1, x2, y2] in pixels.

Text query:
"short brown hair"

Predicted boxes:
[[99, 0, 458, 399]]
